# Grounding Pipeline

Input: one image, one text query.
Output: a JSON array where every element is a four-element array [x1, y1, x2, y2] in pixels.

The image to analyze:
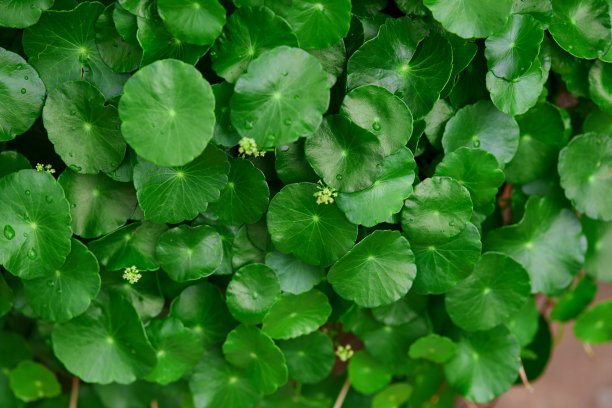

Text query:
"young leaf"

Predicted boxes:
[[9, 361, 61, 402], [573, 300, 612, 343], [226, 263, 281, 324]]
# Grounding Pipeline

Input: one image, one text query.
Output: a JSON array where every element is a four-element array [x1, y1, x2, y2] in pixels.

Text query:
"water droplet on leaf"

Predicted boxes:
[[336, 174, 343, 180], [27, 248, 37, 259], [3, 225, 15, 240], [45, 195, 53, 203], [25, 190, 31, 195], [472, 140, 480, 148], [372, 121, 381, 131], [24, 75, 28, 80], [46, 281, 54, 287], [284, 118, 292, 126], [21, 88, 26, 94], [245, 120, 254, 129]]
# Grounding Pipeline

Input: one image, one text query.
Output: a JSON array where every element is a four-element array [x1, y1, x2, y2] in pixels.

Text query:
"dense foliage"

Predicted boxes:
[[1, 0, 612, 407]]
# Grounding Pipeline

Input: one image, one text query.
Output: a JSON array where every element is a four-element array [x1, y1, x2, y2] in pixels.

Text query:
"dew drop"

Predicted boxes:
[[70, 110, 76, 116], [23, 232, 28, 238], [294, 94, 300, 100], [472, 140, 481, 148], [449, 221, 455, 227], [336, 174, 343, 180], [372, 121, 381, 131], [24, 75, 28, 80], [71, 203, 77, 208], [282, 71, 289, 76], [45, 195, 53, 203], [16, 63, 23, 70], [279, 145, 290, 152], [3, 225, 15, 240], [56, 289, 62, 294], [27, 248, 37, 260], [245, 120, 254, 130], [21, 88, 27, 94], [25, 190, 31, 195], [68, 152, 74, 157], [70, 165, 82, 172], [267, 133, 275, 140], [47, 281, 55, 287], [252, 292, 259, 299], [284, 118, 292, 126]]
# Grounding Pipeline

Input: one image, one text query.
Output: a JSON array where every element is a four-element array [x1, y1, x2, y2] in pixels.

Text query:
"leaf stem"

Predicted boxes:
[[333, 378, 351, 408], [69, 377, 80, 408], [518, 359, 534, 392]]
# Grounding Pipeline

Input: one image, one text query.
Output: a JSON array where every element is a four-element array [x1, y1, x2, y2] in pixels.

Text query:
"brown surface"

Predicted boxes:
[[495, 283, 612, 408]]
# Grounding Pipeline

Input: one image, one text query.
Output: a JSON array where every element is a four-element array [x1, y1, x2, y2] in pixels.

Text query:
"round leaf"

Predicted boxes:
[[348, 351, 391, 394], [305, 114, 384, 192], [0, 0, 53, 28], [23, 238, 100, 323], [408, 334, 457, 363], [212, 82, 240, 147], [211, 6, 298, 83], [442, 100, 520, 166], [223, 325, 288, 395], [22, 2, 128, 99], [274, 139, 318, 185], [484, 195, 586, 294], [328, 230, 417, 308], [411, 222, 482, 294], [550, 275, 598, 322], [145, 317, 204, 385], [9, 361, 60, 402], [208, 158, 270, 225], [51, 291, 156, 384], [373, 383, 413, 408], [401, 176, 473, 245], [485, 14, 544, 80], [583, 217, 612, 282], [155, 225, 223, 282], [0, 170, 71, 279], [549, 0, 612, 59], [157, 0, 226, 46], [444, 326, 520, 403], [558, 133, 612, 221], [0, 151, 31, 178], [230, 46, 329, 148], [267, 182, 357, 267], [423, 0, 513, 38], [119, 58, 215, 167], [573, 300, 612, 344], [265, 251, 325, 295], [445, 253, 531, 331], [134, 145, 230, 224], [589, 60, 612, 114], [434, 147, 505, 216], [486, 58, 545, 116], [95, 4, 142, 73], [58, 170, 137, 239], [226, 263, 281, 324], [277, 331, 335, 384], [340, 85, 413, 155], [262, 290, 331, 340], [0, 48, 45, 142]]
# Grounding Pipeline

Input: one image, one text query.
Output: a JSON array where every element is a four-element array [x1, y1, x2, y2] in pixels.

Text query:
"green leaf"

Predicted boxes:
[[226, 263, 281, 324], [265, 251, 325, 294], [411, 223, 482, 294], [144, 317, 204, 385], [423, 0, 513, 38], [23, 238, 100, 322], [445, 253, 531, 331], [484, 195, 585, 294], [230, 46, 329, 148], [155, 225, 223, 282], [442, 100, 520, 166], [169, 282, 236, 347], [189, 351, 260, 408], [134, 145, 229, 224], [119, 58, 215, 167], [485, 14, 544, 80], [305, 114, 384, 192], [307, 39, 346, 87], [328, 230, 416, 307], [43, 80, 125, 174], [277, 331, 335, 384], [212, 82, 241, 147], [589, 60, 612, 115], [549, 0, 611, 59], [408, 334, 457, 363], [348, 19, 453, 119], [211, 6, 298, 83], [583, 217, 612, 282], [157, 0, 226, 46], [58, 171, 137, 239], [0, 273, 13, 318], [486, 57, 545, 116], [262, 290, 331, 340], [0, 332, 32, 370], [0, 170, 72, 279], [9, 361, 60, 402], [340, 85, 413, 155], [88, 221, 167, 272], [511, 0, 553, 28], [371, 292, 428, 326], [51, 290, 156, 384], [267, 0, 352, 49], [208, 158, 270, 225], [434, 147, 505, 216], [504, 103, 569, 184], [348, 351, 391, 394], [274, 139, 319, 185], [506, 297, 540, 347], [401, 176, 473, 245], [136, 13, 209, 66], [558, 133, 612, 221], [573, 300, 612, 344], [22, 2, 128, 99], [423, 99, 455, 149], [0, 48, 45, 142], [550, 275, 597, 322], [444, 326, 520, 403], [336, 147, 416, 227], [223, 325, 288, 395], [372, 383, 412, 408], [0, 151, 30, 178], [119, 0, 156, 18], [113, 2, 140, 46], [267, 182, 357, 267], [94, 4, 142, 73], [0, 0, 53, 28]]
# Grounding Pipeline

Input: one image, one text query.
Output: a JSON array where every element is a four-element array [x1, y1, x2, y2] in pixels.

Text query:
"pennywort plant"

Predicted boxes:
[[0, 0, 611, 407]]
